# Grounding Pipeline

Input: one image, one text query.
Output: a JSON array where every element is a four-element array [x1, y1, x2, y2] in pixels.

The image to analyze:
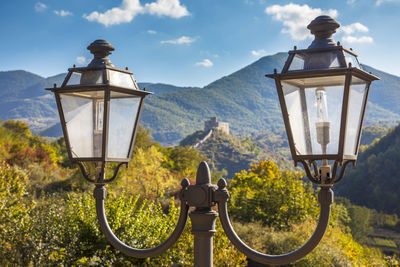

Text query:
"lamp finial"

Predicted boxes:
[[307, 16, 340, 49], [87, 39, 115, 67]]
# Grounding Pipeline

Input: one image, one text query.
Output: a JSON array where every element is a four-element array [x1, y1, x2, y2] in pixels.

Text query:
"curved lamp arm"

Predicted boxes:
[[76, 162, 127, 184], [93, 183, 190, 258], [215, 179, 334, 266]]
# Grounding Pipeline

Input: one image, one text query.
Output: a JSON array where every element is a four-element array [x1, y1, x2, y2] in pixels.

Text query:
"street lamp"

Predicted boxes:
[[49, 15, 379, 267], [266, 15, 379, 185], [48, 39, 151, 183]]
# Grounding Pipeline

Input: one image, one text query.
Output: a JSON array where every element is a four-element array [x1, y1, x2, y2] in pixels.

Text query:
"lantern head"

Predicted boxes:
[[267, 16, 379, 167], [48, 40, 151, 166]]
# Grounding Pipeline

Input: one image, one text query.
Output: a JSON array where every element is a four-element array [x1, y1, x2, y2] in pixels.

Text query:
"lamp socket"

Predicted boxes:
[[319, 165, 332, 185]]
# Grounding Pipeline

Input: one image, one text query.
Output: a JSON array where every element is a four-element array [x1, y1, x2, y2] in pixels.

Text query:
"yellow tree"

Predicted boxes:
[[228, 161, 317, 229], [120, 146, 178, 200]]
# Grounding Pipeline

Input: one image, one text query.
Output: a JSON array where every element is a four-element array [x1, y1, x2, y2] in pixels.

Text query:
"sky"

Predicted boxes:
[[0, 0, 399, 87]]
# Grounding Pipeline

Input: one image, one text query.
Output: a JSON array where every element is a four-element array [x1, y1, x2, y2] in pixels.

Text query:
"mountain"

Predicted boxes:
[[179, 129, 293, 178], [335, 122, 400, 215], [1, 53, 400, 144], [362, 65, 400, 116], [138, 83, 198, 95], [0, 70, 192, 133], [0, 71, 62, 130], [141, 53, 400, 144]]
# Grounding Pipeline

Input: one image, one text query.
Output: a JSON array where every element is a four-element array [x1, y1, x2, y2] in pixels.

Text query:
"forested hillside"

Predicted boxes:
[[180, 129, 292, 178], [0, 120, 397, 265], [336, 122, 400, 215]]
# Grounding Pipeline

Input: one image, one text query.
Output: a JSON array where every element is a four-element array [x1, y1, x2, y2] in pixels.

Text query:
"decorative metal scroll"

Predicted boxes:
[[76, 161, 127, 184], [297, 159, 354, 185]]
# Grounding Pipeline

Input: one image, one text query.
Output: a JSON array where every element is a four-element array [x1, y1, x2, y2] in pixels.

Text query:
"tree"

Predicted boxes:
[[0, 162, 35, 264], [118, 146, 177, 200], [228, 161, 317, 229]]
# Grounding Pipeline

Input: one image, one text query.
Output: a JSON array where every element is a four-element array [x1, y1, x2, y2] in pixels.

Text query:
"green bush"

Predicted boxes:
[[228, 161, 317, 229], [1, 190, 245, 266], [233, 218, 387, 266]]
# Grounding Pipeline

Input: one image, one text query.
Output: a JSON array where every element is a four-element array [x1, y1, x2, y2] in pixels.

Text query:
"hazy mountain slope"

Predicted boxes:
[[0, 71, 62, 129], [138, 83, 196, 95], [0, 70, 43, 98], [363, 65, 400, 115]]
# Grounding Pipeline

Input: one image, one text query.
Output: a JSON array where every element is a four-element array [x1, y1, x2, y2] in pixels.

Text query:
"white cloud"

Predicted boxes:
[[195, 59, 213, 67], [35, 2, 47, 12], [265, 3, 338, 40], [54, 10, 73, 17], [76, 56, 89, 65], [84, 0, 143, 27], [342, 36, 373, 44], [84, 0, 189, 26], [161, 36, 195, 45], [251, 49, 266, 56], [147, 30, 157, 34], [339, 22, 372, 44], [144, 0, 190, 18], [340, 22, 368, 35], [376, 0, 400, 5], [347, 0, 356, 4]]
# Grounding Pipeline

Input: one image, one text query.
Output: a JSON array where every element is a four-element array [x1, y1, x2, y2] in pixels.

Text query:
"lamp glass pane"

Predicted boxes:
[[288, 54, 305, 71], [80, 70, 104, 85], [66, 70, 104, 86], [108, 70, 136, 89], [60, 91, 104, 158], [344, 79, 368, 155], [107, 91, 141, 159], [288, 51, 344, 72], [282, 83, 308, 155], [344, 51, 361, 69], [65, 72, 82, 86], [281, 75, 345, 156]]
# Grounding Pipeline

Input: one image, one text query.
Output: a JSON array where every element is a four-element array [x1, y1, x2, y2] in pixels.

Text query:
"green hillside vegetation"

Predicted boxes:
[[227, 161, 393, 266], [336, 122, 400, 215], [335, 197, 400, 256], [179, 129, 293, 178], [138, 82, 196, 95], [0, 120, 398, 265], [0, 120, 245, 265], [360, 122, 391, 147]]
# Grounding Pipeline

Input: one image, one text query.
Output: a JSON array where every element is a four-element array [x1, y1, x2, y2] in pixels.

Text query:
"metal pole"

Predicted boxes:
[[183, 161, 219, 267], [190, 209, 218, 267]]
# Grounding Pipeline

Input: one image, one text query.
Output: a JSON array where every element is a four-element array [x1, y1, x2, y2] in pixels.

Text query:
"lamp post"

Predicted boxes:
[[49, 16, 379, 267]]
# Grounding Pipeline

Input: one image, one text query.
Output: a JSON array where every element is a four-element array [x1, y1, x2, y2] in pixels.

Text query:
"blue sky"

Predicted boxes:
[[0, 0, 399, 87]]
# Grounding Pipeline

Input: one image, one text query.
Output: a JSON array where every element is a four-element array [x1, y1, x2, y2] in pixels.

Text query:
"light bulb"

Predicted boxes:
[[315, 87, 328, 122], [315, 87, 330, 154], [95, 100, 104, 131], [93, 100, 104, 157]]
